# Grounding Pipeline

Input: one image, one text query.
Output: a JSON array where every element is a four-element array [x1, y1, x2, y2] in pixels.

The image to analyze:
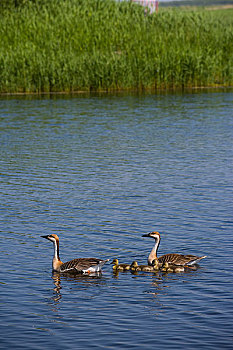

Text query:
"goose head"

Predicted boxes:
[[142, 231, 160, 240], [111, 259, 119, 265], [41, 234, 59, 244], [130, 261, 139, 268]]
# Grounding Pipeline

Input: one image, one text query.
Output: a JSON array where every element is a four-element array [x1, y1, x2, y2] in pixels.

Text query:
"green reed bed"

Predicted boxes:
[[0, 0, 232, 93]]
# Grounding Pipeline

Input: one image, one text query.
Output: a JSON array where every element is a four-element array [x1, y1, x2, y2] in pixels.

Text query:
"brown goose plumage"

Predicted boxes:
[[41, 234, 109, 274], [142, 231, 206, 267]]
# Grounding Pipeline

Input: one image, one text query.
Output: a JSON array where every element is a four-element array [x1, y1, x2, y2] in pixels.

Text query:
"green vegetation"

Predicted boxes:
[[0, 0, 233, 93]]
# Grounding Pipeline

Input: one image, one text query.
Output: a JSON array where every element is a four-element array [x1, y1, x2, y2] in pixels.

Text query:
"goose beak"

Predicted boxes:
[[142, 233, 150, 237]]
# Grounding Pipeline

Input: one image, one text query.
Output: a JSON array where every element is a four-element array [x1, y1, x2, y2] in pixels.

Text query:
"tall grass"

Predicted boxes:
[[0, 0, 232, 92]]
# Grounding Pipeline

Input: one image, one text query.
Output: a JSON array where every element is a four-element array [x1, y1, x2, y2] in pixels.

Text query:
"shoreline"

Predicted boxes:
[[1, 85, 232, 97]]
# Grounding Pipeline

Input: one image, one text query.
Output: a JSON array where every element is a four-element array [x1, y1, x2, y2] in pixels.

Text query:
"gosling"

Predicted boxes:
[[138, 264, 156, 272], [161, 262, 185, 273], [161, 262, 170, 272], [111, 259, 131, 272], [152, 260, 160, 271], [130, 261, 141, 272]]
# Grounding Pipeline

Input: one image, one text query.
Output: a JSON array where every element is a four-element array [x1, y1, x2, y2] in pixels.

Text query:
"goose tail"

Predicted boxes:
[[83, 259, 109, 273], [187, 255, 207, 266]]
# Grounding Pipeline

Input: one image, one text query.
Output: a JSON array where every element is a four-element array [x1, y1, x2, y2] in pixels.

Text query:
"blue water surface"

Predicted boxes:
[[0, 90, 233, 349]]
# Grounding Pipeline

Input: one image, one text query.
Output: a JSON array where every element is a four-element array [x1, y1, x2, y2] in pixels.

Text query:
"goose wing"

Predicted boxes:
[[158, 254, 206, 266], [60, 258, 108, 273]]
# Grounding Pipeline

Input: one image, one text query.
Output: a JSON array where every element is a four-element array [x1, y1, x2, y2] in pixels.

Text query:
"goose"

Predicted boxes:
[[162, 262, 185, 273], [41, 234, 109, 274], [152, 260, 160, 271], [130, 261, 160, 272], [111, 259, 131, 271], [142, 231, 206, 267], [173, 266, 185, 273], [130, 261, 141, 272], [138, 264, 155, 272], [161, 262, 170, 272]]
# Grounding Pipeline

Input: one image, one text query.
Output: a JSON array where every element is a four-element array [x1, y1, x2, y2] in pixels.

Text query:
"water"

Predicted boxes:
[[0, 90, 233, 349]]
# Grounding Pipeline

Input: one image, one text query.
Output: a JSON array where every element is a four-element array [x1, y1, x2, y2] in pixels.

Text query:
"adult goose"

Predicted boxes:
[[41, 234, 109, 274], [142, 231, 206, 267]]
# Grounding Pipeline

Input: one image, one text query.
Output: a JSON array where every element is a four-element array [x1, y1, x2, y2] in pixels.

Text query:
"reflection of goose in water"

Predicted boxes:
[[51, 272, 103, 305], [41, 234, 109, 274], [142, 231, 206, 267], [52, 273, 62, 303]]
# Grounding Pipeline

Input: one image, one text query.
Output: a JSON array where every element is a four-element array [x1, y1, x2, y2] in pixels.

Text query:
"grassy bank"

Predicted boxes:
[[0, 0, 233, 93]]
